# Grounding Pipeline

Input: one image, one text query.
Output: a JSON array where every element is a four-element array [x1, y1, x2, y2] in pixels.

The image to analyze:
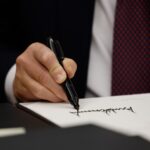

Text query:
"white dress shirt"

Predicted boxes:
[[86, 0, 117, 97], [5, 0, 117, 103]]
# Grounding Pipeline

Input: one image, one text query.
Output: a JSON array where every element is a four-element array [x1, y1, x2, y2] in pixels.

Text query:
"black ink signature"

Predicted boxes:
[[70, 106, 135, 116]]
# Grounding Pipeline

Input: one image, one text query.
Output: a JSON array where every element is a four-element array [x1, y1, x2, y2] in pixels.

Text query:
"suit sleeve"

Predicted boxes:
[[0, 0, 20, 102]]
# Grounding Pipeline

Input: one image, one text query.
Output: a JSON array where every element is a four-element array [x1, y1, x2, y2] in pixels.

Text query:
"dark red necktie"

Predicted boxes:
[[111, 0, 150, 96]]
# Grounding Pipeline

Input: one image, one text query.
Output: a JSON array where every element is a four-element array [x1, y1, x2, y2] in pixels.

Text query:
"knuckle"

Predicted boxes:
[[27, 42, 45, 55], [28, 42, 43, 51], [16, 54, 26, 66]]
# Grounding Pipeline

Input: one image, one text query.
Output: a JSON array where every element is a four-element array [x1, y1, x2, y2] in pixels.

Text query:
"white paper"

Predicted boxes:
[[20, 93, 150, 141]]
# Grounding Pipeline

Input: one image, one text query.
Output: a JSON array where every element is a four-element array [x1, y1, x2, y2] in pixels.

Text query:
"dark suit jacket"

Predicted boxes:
[[0, 0, 95, 101]]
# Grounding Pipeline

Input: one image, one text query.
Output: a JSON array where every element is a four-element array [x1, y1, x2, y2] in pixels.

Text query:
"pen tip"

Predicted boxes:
[[74, 104, 79, 110], [77, 109, 79, 116], [74, 105, 79, 116]]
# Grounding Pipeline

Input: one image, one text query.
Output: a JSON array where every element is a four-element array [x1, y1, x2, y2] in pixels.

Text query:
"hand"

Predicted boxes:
[[13, 42, 77, 102]]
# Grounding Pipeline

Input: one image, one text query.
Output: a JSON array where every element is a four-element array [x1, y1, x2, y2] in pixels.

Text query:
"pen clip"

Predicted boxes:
[[48, 38, 56, 53], [48, 37, 64, 62]]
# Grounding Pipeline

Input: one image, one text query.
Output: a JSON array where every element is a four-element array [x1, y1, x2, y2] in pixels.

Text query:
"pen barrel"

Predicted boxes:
[[62, 79, 79, 108], [48, 37, 79, 110]]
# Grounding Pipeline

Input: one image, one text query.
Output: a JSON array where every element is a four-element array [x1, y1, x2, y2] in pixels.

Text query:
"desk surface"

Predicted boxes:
[[0, 103, 54, 130], [0, 103, 150, 150]]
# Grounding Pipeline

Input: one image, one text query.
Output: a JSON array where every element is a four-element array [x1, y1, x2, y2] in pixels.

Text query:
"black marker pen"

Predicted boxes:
[[47, 37, 79, 115]]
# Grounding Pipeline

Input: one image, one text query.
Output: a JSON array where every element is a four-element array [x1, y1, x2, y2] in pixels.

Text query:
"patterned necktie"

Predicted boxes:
[[111, 0, 150, 96]]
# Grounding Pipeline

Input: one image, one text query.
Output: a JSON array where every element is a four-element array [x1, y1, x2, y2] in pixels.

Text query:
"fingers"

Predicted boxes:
[[29, 43, 77, 82], [20, 57, 67, 101], [31, 43, 67, 84], [14, 42, 77, 103], [14, 68, 63, 102]]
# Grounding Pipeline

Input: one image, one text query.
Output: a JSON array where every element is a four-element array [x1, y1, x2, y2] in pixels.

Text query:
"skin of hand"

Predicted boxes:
[[13, 42, 77, 103]]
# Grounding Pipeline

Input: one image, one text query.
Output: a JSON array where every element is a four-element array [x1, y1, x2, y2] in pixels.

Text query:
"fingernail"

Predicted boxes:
[[55, 72, 66, 83]]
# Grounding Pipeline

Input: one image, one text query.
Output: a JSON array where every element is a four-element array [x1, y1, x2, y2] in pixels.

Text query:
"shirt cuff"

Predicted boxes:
[[5, 64, 17, 104]]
